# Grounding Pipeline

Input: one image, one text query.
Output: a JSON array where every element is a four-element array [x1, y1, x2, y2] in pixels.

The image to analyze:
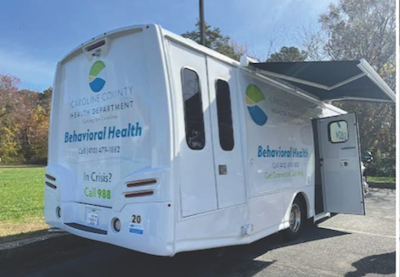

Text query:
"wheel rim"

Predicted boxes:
[[289, 203, 301, 233]]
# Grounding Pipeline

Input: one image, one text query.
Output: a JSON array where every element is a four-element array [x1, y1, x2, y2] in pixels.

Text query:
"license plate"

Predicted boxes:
[[86, 211, 99, 226]]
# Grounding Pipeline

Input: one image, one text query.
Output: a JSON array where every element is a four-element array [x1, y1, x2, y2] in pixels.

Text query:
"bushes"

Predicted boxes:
[[366, 150, 396, 177]]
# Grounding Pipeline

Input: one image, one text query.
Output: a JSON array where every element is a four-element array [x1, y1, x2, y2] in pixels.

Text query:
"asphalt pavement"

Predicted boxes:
[[0, 187, 396, 277]]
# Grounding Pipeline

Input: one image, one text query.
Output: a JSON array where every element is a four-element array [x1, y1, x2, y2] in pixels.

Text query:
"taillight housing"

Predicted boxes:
[[45, 174, 57, 189], [46, 181, 57, 189], [125, 179, 156, 198], [126, 179, 157, 188], [45, 174, 56, 181], [125, 190, 154, 198]]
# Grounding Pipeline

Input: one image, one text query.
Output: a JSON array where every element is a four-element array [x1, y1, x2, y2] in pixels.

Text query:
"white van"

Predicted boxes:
[[44, 24, 395, 256]]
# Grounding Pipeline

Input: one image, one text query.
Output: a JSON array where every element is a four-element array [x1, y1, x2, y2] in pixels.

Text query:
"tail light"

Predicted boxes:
[[45, 174, 57, 189], [125, 190, 154, 198], [45, 174, 56, 181], [126, 179, 157, 188], [45, 181, 57, 189]]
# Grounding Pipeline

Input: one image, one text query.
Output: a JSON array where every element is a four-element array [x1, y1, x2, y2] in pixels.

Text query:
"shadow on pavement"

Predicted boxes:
[[17, 225, 349, 277], [345, 252, 396, 277], [0, 229, 49, 245]]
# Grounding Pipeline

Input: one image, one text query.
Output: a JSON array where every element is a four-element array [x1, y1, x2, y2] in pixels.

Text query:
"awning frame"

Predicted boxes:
[[240, 56, 395, 103], [356, 59, 395, 102]]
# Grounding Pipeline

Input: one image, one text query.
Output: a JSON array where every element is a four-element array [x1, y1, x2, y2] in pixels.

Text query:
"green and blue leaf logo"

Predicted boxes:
[[246, 84, 268, 126], [89, 60, 106, 93]]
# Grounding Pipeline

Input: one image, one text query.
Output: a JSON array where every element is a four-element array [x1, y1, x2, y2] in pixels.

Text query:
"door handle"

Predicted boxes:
[[340, 159, 349, 167], [219, 165, 227, 175]]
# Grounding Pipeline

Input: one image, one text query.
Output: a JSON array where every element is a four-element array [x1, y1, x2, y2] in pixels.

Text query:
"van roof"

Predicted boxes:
[[59, 24, 240, 66], [56, 24, 346, 115], [59, 24, 147, 64]]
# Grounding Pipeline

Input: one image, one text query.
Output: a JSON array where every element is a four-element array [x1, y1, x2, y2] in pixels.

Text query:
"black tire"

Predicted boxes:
[[283, 197, 306, 241]]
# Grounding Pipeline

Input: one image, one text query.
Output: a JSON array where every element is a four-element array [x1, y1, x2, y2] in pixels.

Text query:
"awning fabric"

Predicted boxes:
[[248, 59, 395, 103]]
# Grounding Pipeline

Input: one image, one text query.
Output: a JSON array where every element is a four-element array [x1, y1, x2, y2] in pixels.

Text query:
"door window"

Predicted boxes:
[[215, 79, 234, 151], [328, 120, 349, 143], [181, 68, 205, 150]]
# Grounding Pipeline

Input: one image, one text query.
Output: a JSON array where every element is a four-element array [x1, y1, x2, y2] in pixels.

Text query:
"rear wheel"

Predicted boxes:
[[283, 197, 306, 240]]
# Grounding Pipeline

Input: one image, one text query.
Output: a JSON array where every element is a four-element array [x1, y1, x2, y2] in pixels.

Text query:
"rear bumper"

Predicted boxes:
[[44, 189, 175, 256]]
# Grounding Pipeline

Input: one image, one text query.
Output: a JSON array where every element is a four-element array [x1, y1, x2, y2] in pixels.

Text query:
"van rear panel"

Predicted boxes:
[[46, 25, 174, 255], [56, 29, 150, 206]]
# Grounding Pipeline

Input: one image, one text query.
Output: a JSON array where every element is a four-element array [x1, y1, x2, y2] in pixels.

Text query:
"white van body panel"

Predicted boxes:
[[45, 24, 362, 256]]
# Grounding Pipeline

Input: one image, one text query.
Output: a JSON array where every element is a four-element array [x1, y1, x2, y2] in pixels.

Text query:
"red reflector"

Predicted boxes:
[[45, 174, 56, 181], [125, 191, 154, 198], [46, 182, 57, 189], [126, 179, 157, 188]]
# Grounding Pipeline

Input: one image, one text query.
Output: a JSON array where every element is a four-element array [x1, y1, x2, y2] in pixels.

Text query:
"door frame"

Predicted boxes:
[[312, 119, 324, 215]]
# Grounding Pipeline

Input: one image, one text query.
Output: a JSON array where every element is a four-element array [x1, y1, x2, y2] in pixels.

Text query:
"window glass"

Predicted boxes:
[[329, 120, 349, 143], [216, 80, 234, 151], [181, 68, 205, 150]]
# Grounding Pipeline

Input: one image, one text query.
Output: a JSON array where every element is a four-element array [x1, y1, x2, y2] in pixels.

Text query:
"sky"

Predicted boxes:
[[0, 0, 334, 92]]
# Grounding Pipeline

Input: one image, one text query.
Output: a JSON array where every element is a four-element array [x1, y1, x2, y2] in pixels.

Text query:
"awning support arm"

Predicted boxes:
[[254, 68, 330, 90], [254, 68, 367, 92], [328, 72, 366, 90]]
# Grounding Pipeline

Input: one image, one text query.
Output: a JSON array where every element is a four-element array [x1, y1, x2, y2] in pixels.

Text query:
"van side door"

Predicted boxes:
[[206, 57, 246, 208], [316, 113, 365, 215]]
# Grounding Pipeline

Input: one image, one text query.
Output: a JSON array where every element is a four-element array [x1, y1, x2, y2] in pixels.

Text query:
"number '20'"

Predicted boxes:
[[132, 215, 141, 224]]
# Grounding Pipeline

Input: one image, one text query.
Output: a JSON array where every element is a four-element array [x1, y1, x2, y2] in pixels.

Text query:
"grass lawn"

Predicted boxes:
[[0, 167, 49, 243], [367, 176, 396, 183]]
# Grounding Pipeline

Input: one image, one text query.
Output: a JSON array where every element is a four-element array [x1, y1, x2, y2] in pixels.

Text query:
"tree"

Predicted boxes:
[[27, 103, 50, 164], [0, 75, 20, 119], [266, 46, 307, 62], [0, 74, 52, 164], [182, 21, 247, 61], [0, 75, 24, 163], [264, 0, 395, 176], [297, 25, 329, 61], [30, 88, 51, 163], [320, 0, 395, 72], [319, 0, 396, 176]]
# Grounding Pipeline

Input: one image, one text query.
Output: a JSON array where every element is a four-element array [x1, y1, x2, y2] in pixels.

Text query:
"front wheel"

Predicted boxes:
[[283, 198, 306, 240]]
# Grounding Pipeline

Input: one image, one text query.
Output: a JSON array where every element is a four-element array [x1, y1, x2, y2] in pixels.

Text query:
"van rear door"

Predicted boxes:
[[315, 113, 365, 215]]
